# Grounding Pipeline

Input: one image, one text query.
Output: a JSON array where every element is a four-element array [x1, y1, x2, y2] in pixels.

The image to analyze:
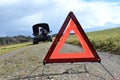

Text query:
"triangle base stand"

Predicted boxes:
[[41, 62, 116, 80]]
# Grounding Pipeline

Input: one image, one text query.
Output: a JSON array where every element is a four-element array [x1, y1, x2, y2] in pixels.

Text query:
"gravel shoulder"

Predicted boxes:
[[0, 42, 120, 80]]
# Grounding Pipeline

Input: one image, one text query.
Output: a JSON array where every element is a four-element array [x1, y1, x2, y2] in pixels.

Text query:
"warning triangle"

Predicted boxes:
[[43, 11, 101, 64]]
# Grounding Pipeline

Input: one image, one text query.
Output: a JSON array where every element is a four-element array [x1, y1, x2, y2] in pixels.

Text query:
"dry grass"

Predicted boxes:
[[0, 42, 32, 55]]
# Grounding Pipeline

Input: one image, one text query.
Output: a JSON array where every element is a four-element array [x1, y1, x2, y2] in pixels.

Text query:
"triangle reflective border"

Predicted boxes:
[[43, 11, 101, 64]]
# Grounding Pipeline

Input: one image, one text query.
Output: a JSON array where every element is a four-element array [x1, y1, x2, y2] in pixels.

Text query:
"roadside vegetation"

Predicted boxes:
[[0, 35, 32, 55], [0, 35, 32, 45], [0, 42, 32, 55], [66, 27, 120, 55]]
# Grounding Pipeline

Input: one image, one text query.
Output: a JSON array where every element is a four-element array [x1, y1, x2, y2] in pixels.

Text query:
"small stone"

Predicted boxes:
[[47, 76, 53, 79]]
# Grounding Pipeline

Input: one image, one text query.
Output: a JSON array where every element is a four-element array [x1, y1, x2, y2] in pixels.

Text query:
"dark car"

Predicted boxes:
[[32, 23, 52, 44]]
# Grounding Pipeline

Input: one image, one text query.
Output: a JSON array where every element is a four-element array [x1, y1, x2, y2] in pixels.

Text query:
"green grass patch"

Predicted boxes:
[[0, 42, 32, 55], [66, 27, 120, 55]]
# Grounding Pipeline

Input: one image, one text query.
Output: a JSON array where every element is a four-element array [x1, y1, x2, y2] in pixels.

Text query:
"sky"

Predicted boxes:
[[0, 0, 120, 37]]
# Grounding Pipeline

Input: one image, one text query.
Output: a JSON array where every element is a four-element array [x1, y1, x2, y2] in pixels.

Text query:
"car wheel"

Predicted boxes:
[[33, 41, 38, 44], [50, 39, 52, 42]]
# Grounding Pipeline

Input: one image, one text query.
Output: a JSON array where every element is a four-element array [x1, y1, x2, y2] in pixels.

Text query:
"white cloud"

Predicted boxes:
[[9, 13, 44, 32], [0, 0, 20, 6], [51, 0, 120, 28], [84, 1, 120, 27], [21, 13, 43, 25]]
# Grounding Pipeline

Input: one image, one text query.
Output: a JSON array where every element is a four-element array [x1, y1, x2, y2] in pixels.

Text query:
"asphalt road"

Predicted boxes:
[[0, 42, 120, 80]]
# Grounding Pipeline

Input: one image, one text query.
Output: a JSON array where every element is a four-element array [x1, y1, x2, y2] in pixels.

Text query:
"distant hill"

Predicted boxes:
[[0, 35, 32, 45], [66, 27, 120, 55]]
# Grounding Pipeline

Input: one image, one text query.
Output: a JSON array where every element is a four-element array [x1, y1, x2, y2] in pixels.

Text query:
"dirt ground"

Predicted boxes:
[[0, 42, 120, 80]]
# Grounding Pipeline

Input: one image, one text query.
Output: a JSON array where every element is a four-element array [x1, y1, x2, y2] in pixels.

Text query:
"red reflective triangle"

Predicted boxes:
[[43, 12, 101, 64]]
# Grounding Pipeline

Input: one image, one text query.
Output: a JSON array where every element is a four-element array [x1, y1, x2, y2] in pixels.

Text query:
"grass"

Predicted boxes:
[[0, 42, 32, 55], [66, 27, 120, 55]]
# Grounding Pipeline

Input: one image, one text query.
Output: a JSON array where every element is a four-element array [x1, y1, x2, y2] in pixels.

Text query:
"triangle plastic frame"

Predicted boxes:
[[43, 11, 101, 64]]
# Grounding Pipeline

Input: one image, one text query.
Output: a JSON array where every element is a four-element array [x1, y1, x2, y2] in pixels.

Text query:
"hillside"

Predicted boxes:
[[66, 27, 120, 55]]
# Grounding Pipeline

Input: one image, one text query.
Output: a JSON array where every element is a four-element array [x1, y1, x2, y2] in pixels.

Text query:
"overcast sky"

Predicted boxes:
[[0, 0, 120, 37]]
